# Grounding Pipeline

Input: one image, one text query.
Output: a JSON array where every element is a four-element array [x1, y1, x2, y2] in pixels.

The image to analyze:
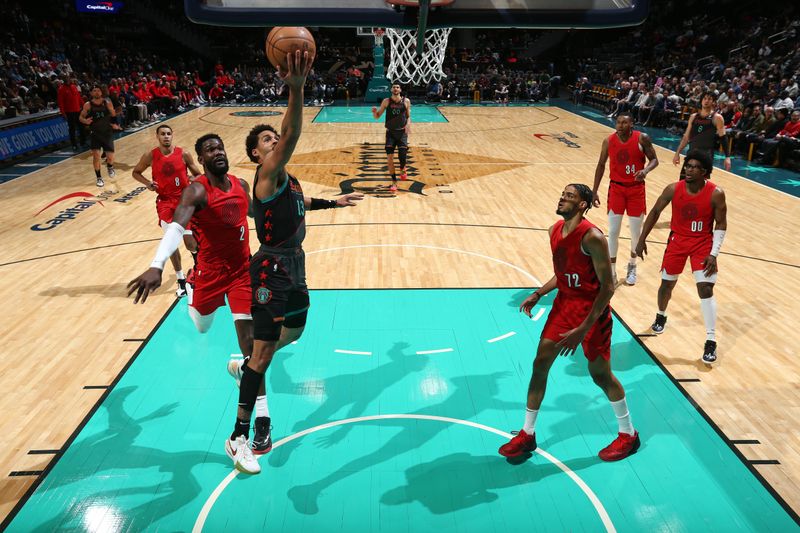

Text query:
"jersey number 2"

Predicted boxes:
[[239, 226, 245, 241]]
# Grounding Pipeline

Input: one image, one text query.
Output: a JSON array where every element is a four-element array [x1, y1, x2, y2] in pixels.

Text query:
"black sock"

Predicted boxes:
[[107, 163, 114, 170], [95, 169, 101, 178], [391, 173, 397, 182], [231, 418, 250, 440], [191, 251, 198, 267]]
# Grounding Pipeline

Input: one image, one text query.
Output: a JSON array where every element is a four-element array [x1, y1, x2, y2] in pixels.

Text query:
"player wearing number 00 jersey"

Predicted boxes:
[[499, 183, 640, 463], [592, 112, 658, 286], [635, 149, 728, 365]]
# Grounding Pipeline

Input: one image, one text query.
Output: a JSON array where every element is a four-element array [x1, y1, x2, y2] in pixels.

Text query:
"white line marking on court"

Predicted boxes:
[[291, 341, 297, 345], [193, 414, 615, 533], [306, 243, 542, 286], [415, 348, 454, 355], [487, 331, 516, 343], [532, 308, 545, 321], [334, 349, 372, 356]]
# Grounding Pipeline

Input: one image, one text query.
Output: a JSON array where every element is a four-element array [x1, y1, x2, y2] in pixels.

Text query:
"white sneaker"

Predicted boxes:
[[227, 358, 243, 388], [225, 435, 261, 474], [626, 263, 637, 285], [176, 279, 187, 298], [108, 167, 116, 179], [96, 177, 105, 187]]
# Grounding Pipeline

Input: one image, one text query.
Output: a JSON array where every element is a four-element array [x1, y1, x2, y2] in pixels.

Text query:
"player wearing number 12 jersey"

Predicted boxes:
[[499, 183, 640, 462], [592, 112, 658, 286], [132, 124, 203, 297], [636, 150, 728, 364]]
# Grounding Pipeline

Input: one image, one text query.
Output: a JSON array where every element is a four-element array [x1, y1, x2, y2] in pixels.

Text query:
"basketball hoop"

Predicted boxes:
[[385, 27, 452, 85]]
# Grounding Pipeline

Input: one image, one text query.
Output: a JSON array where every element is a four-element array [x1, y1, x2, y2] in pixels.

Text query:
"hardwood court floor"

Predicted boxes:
[[0, 104, 798, 524]]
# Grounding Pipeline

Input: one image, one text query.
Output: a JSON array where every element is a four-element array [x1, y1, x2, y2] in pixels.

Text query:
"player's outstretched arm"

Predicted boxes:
[[635, 133, 659, 181], [127, 183, 205, 303], [556, 229, 614, 355], [258, 50, 313, 184], [703, 187, 728, 276], [132, 151, 155, 191], [636, 183, 675, 260], [592, 137, 609, 207], [303, 192, 365, 210]]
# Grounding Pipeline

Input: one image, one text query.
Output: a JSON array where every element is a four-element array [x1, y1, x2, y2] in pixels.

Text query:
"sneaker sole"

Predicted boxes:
[[252, 443, 273, 455], [702, 355, 718, 365], [234, 460, 261, 475], [498, 448, 536, 458]]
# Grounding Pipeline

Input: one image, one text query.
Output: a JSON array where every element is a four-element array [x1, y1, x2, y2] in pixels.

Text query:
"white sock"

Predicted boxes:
[[700, 296, 717, 341], [255, 395, 269, 418], [522, 408, 538, 434], [657, 310, 667, 317], [176, 270, 185, 280], [628, 215, 644, 257], [610, 397, 635, 436], [607, 213, 623, 259]]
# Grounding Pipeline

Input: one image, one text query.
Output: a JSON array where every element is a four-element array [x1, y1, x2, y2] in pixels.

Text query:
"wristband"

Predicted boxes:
[[309, 198, 337, 210], [710, 229, 726, 257]]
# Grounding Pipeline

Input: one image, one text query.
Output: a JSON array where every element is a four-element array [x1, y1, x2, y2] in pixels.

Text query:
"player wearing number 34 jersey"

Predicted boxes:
[[498, 183, 640, 463]]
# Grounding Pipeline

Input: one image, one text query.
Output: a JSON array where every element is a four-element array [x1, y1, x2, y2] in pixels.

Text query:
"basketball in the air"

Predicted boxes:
[[265, 27, 316, 71]]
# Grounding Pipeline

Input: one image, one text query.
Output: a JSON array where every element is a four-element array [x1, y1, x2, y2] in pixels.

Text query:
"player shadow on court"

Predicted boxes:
[[380, 451, 598, 514], [39, 281, 133, 298], [22, 386, 231, 531], [267, 341, 430, 469], [285, 371, 520, 515]]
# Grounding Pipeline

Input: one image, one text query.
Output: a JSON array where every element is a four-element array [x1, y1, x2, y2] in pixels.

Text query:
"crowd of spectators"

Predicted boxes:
[[570, 3, 800, 168]]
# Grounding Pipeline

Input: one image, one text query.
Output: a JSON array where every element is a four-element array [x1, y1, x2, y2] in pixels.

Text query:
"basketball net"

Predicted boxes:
[[384, 27, 452, 85]]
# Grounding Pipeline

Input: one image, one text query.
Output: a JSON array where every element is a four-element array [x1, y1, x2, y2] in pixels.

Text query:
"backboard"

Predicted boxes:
[[185, 0, 649, 29]]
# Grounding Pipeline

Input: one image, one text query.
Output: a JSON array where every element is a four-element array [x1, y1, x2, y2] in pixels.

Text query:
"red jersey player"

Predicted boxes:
[[499, 183, 640, 462], [592, 112, 658, 286], [635, 149, 728, 364], [132, 124, 203, 296]]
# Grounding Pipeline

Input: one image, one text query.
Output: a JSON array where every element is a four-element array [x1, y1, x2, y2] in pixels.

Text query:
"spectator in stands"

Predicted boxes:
[[774, 90, 795, 112], [758, 110, 800, 165], [495, 82, 509, 104], [427, 80, 443, 102], [573, 77, 591, 104], [208, 82, 224, 102], [57, 76, 85, 151]]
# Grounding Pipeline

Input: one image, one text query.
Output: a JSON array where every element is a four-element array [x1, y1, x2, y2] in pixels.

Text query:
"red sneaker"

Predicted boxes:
[[598, 431, 640, 461], [399, 170, 408, 181], [389, 183, 398, 192], [498, 429, 536, 457]]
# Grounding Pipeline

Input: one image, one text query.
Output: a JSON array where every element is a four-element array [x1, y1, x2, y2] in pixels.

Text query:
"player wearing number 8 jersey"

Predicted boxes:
[[635, 150, 728, 364], [499, 183, 640, 462], [592, 112, 658, 286], [132, 124, 204, 297]]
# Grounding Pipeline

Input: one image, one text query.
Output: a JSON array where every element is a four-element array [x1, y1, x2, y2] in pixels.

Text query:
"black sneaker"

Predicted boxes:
[[252, 416, 272, 455], [702, 340, 717, 364], [176, 279, 187, 298], [651, 314, 667, 334]]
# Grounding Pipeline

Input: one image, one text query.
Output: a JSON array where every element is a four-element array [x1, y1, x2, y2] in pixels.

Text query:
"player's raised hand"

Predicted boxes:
[[336, 193, 365, 207], [127, 267, 163, 304], [279, 50, 314, 88], [519, 292, 541, 317]]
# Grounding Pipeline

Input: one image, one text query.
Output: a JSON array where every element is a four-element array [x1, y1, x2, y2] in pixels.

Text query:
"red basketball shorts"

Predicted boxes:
[[156, 198, 179, 226], [607, 182, 646, 217], [541, 295, 612, 361], [189, 263, 251, 317], [660, 233, 714, 276]]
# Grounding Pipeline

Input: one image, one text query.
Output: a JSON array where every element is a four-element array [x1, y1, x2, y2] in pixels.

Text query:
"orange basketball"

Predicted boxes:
[[265, 27, 316, 71]]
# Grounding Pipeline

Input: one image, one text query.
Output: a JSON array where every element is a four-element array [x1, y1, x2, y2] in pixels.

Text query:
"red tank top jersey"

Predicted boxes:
[[191, 174, 250, 270], [152, 147, 189, 202], [608, 130, 646, 184], [670, 180, 716, 238], [550, 218, 601, 300]]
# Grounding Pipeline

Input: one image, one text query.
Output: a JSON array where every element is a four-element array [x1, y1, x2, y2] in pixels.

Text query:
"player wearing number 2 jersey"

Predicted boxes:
[[499, 183, 640, 463], [635, 150, 728, 364], [132, 124, 203, 297], [592, 112, 658, 286]]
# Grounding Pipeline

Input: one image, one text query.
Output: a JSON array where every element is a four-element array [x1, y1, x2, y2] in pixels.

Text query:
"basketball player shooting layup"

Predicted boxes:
[[372, 83, 411, 193], [499, 184, 640, 462], [132, 124, 203, 297]]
